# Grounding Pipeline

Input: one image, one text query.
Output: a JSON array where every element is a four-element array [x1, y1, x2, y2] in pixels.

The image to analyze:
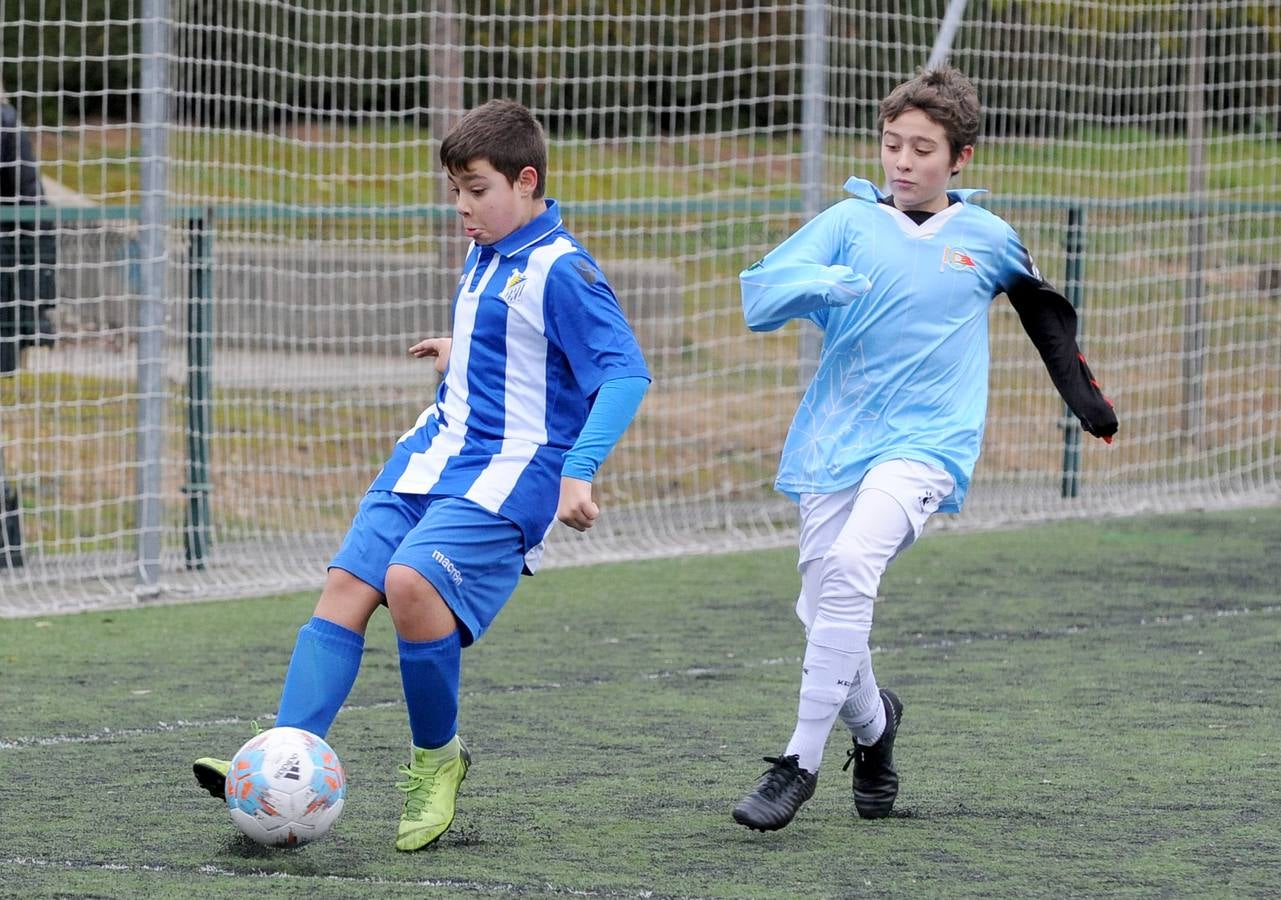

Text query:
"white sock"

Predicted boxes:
[[784, 639, 860, 772], [839, 667, 885, 746]]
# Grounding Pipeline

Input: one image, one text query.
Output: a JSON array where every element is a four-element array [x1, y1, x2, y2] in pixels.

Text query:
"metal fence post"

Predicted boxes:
[[184, 212, 213, 569], [136, 0, 170, 592], [798, 0, 827, 386], [1061, 205, 1085, 498]]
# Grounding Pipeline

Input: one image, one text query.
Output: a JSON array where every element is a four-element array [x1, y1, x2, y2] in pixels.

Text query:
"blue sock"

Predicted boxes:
[[275, 616, 364, 738], [398, 630, 461, 749]]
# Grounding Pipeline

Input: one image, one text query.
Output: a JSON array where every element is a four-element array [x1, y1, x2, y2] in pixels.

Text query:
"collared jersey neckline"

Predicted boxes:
[[490, 198, 564, 257]]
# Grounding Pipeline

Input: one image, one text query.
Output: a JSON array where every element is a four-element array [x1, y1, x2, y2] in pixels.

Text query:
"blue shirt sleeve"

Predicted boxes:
[[561, 375, 649, 481], [543, 253, 650, 397], [739, 200, 872, 332]]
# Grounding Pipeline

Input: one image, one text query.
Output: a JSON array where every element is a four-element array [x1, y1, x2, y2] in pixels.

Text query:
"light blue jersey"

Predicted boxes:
[[741, 177, 1043, 512], [372, 200, 650, 552]]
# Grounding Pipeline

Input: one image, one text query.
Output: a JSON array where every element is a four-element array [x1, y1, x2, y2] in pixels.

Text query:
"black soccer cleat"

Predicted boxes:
[[732, 753, 818, 832], [843, 688, 903, 819]]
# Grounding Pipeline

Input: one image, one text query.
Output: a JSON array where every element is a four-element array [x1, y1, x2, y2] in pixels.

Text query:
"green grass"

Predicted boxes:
[[2, 507, 1280, 897], [39, 123, 1281, 208]]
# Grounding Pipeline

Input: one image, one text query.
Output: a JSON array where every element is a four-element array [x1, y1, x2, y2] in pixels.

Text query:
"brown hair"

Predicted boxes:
[[878, 66, 981, 162], [439, 99, 547, 199]]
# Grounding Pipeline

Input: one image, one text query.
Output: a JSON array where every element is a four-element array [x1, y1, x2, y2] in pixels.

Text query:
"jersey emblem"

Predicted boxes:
[[941, 246, 979, 273], [499, 268, 527, 305]]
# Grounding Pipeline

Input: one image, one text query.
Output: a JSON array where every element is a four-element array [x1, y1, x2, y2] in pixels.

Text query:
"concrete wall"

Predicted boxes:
[[51, 233, 683, 357]]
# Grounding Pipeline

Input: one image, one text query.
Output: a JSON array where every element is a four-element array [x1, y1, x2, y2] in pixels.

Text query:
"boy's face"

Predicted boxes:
[[880, 108, 973, 213], [446, 158, 543, 246]]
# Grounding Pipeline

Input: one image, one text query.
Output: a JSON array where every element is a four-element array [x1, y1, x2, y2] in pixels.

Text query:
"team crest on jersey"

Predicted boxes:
[[941, 246, 979, 273], [499, 268, 527, 305]]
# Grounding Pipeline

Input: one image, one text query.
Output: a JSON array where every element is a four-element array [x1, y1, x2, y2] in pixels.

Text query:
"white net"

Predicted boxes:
[[2, 1, 1278, 615]]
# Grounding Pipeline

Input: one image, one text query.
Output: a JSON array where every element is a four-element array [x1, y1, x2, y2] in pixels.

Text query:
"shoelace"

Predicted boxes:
[[396, 764, 440, 817], [843, 736, 889, 773], [754, 755, 803, 800]]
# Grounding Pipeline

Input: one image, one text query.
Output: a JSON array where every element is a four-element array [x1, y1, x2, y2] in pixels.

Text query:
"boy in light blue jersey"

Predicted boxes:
[[732, 67, 1116, 832], [194, 99, 650, 851]]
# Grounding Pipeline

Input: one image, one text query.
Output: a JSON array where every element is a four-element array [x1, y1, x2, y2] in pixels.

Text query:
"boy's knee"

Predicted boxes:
[[384, 564, 443, 609], [819, 545, 884, 606], [799, 681, 848, 715], [385, 563, 458, 640], [808, 606, 872, 652]]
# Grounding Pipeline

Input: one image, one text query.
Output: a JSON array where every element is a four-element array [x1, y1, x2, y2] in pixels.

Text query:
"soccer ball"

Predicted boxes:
[[225, 726, 346, 847]]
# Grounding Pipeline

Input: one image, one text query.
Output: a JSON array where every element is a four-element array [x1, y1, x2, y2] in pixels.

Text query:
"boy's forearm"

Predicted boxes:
[[1008, 280, 1117, 438], [561, 375, 649, 481], [740, 262, 871, 331]]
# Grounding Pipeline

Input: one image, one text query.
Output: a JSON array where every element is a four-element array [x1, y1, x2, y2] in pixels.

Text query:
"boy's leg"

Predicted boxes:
[[784, 487, 910, 771], [733, 488, 864, 831], [384, 498, 524, 851], [826, 460, 952, 818], [733, 460, 952, 830], [194, 490, 418, 801], [274, 569, 382, 736], [274, 489, 427, 739], [810, 486, 912, 818], [385, 564, 462, 752], [385, 565, 468, 851], [192, 570, 379, 800]]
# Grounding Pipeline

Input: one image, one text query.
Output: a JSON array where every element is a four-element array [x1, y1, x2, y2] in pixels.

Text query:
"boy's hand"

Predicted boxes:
[[409, 337, 452, 375], [556, 476, 599, 532]]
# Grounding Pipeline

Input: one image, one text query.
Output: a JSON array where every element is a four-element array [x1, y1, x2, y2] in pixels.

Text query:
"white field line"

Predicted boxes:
[[0, 856, 658, 897], [2, 602, 1277, 752]]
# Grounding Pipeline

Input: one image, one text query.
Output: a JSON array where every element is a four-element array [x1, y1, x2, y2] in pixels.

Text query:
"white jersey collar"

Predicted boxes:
[[842, 176, 987, 238], [843, 175, 988, 204]]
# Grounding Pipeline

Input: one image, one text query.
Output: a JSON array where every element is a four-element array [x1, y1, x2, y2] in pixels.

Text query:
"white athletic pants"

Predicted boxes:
[[795, 458, 956, 647]]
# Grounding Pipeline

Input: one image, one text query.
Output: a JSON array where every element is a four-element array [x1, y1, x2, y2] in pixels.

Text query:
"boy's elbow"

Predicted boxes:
[[742, 303, 782, 332], [745, 315, 781, 333], [740, 286, 782, 332]]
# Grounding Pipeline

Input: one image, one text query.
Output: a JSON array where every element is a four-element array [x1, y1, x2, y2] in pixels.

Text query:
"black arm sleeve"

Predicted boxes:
[[0, 119, 17, 201], [1006, 275, 1118, 439], [0, 103, 44, 203]]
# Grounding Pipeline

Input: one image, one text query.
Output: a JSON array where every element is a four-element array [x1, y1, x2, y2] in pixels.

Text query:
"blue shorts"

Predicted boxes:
[[329, 491, 525, 646]]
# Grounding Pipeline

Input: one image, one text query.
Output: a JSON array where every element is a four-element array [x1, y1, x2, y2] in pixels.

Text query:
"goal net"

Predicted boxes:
[[2, 1, 1278, 615]]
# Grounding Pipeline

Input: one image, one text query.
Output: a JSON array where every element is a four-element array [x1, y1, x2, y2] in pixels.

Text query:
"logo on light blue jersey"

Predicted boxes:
[[941, 245, 979, 273]]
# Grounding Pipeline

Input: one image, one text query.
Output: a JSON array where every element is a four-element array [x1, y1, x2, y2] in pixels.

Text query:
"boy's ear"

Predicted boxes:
[[517, 165, 540, 197], [950, 145, 975, 176]]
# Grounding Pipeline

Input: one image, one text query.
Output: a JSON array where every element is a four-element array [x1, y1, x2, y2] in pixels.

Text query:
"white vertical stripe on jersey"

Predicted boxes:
[[462, 239, 574, 511], [391, 252, 499, 494], [396, 403, 437, 444]]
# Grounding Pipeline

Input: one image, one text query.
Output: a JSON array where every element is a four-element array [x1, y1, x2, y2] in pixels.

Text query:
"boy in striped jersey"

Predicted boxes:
[[194, 99, 650, 851]]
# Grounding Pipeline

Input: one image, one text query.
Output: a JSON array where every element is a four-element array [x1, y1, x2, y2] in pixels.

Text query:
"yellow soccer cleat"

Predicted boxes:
[[394, 736, 471, 851], [192, 757, 231, 799]]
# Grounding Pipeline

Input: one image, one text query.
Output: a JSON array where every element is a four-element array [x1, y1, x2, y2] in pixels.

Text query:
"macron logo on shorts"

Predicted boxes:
[[432, 550, 464, 587]]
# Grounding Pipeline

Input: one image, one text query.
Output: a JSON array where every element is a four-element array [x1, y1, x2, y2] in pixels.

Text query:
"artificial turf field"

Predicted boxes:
[[2, 506, 1279, 898]]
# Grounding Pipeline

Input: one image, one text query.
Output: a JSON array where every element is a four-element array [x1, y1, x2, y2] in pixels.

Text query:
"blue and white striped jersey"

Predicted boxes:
[[372, 200, 649, 554], [741, 176, 1046, 512]]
